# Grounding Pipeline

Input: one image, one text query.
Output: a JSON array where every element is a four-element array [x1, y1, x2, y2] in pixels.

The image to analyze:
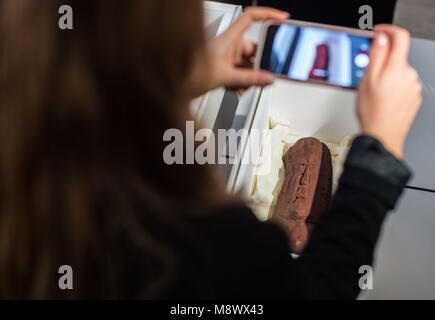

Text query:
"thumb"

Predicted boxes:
[[227, 69, 275, 88], [366, 32, 390, 79]]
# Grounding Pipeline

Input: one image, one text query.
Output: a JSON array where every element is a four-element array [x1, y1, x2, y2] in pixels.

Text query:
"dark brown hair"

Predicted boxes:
[[0, 0, 233, 299]]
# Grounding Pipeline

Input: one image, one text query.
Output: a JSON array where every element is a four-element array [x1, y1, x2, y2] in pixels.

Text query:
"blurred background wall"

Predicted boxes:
[[395, 0, 435, 40], [217, 0, 435, 40]]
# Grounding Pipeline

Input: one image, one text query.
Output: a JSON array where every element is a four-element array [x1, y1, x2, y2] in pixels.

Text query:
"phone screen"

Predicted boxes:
[[259, 23, 373, 88]]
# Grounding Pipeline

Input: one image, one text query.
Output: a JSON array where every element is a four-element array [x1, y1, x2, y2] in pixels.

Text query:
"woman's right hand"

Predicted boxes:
[[357, 25, 422, 159]]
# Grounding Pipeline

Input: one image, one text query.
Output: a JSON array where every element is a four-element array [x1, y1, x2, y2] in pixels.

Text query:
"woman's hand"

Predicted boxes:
[[358, 25, 422, 159], [187, 7, 289, 98]]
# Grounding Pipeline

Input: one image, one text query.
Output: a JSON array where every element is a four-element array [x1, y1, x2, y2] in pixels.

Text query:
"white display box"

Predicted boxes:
[[191, 1, 243, 128], [204, 1, 240, 39], [227, 80, 360, 199]]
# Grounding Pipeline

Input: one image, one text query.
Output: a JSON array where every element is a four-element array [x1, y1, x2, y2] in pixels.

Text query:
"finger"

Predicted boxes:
[[366, 31, 390, 79], [290, 223, 308, 254], [413, 79, 423, 100], [408, 67, 419, 82], [227, 69, 275, 88], [236, 88, 247, 97], [237, 56, 254, 69], [403, 93, 422, 127], [414, 93, 423, 110], [227, 7, 289, 40], [244, 6, 290, 22], [403, 80, 423, 115], [235, 40, 255, 65], [374, 24, 411, 68], [242, 39, 256, 58], [225, 84, 249, 93]]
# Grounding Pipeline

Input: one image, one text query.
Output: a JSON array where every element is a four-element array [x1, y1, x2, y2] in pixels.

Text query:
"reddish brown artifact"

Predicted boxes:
[[272, 138, 332, 254]]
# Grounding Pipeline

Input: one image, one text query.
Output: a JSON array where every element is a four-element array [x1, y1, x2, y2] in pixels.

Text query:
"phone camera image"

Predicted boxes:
[[260, 24, 373, 88]]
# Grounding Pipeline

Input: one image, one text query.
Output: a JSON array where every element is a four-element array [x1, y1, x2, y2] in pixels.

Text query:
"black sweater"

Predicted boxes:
[[165, 135, 411, 299]]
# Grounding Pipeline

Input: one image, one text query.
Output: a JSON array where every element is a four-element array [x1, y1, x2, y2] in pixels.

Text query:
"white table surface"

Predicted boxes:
[[404, 38, 435, 191], [361, 189, 435, 299]]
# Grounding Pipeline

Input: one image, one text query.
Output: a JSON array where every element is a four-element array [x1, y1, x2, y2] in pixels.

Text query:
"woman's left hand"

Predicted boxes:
[[187, 7, 289, 98]]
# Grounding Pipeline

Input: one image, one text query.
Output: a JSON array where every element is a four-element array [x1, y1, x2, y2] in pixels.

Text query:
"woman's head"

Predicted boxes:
[[0, 0, 229, 298]]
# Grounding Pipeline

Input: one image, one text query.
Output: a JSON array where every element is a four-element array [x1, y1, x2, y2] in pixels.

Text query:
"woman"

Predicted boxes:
[[0, 1, 421, 299]]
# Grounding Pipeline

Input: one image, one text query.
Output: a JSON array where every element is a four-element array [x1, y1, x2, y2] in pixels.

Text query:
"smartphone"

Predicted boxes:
[[256, 20, 375, 89]]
